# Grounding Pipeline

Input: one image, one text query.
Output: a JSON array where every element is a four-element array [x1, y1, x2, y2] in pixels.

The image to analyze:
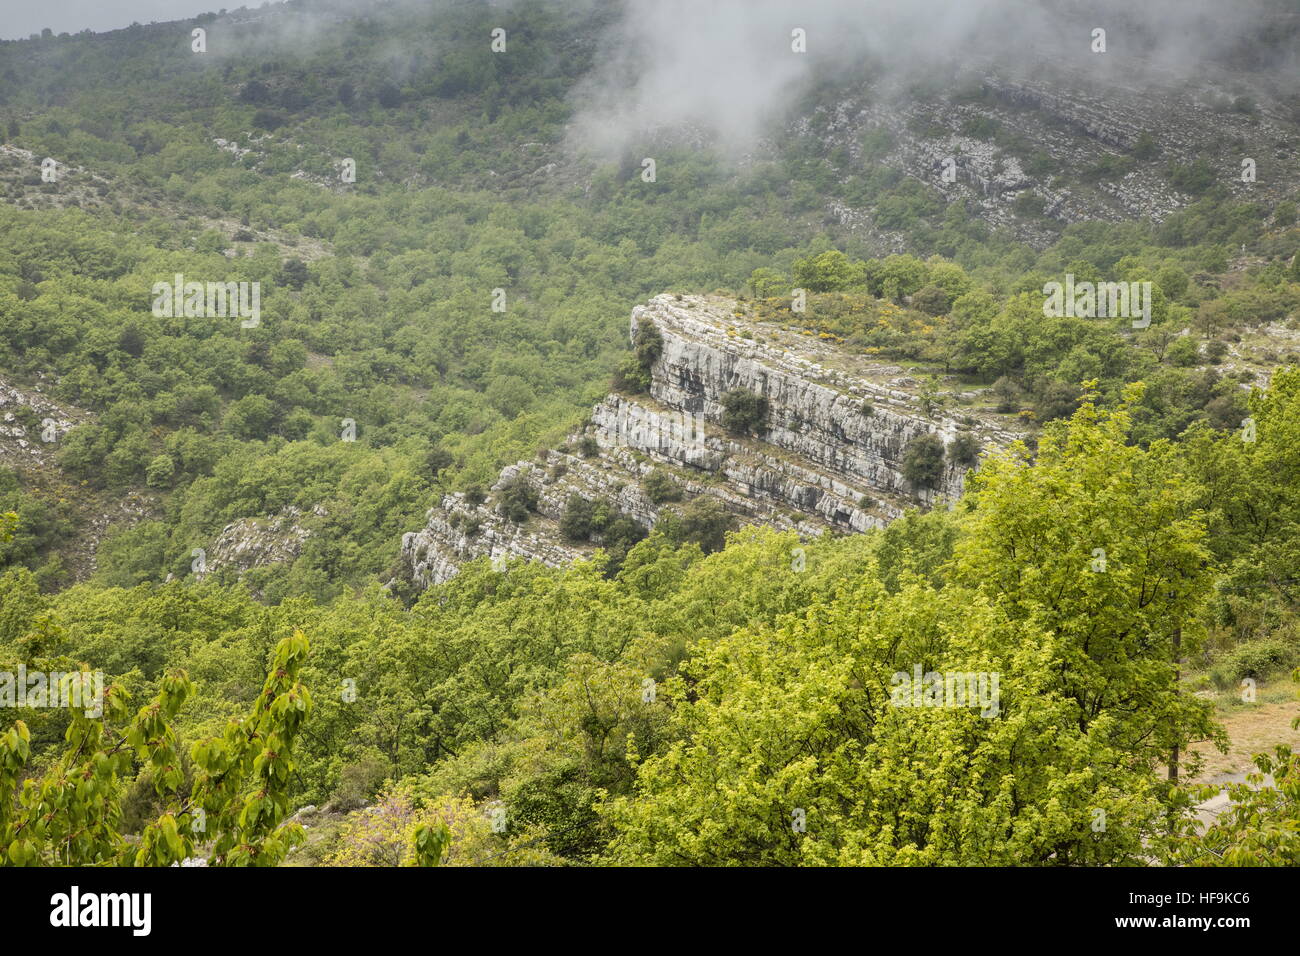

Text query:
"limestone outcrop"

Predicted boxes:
[[401, 294, 1022, 587]]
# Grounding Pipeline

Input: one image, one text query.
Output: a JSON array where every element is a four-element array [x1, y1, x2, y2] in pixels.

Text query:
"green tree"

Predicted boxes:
[[601, 394, 1222, 865], [145, 454, 175, 489], [748, 267, 788, 298], [901, 433, 945, 489], [643, 469, 683, 504], [1, 632, 313, 866], [661, 497, 734, 554], [721, 388, 768, 436], [792, 250, 863, 293]]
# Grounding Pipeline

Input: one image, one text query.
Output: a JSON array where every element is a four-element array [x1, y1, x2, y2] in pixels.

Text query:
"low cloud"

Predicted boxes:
[[565, 0, 1293, 158]]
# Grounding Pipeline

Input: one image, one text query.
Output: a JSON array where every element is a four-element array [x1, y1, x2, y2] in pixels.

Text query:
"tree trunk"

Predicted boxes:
[[1169, 625, 1181, 783]]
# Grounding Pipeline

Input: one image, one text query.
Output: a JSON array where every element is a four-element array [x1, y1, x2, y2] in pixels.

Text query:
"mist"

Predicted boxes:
[[6, 0, 1293, 157], [566, 0, 1295, 158]]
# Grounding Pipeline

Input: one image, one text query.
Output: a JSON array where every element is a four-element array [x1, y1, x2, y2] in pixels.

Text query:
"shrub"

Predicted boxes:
[[634, 322, 664, 368], [1035, 381, 1082, 422], [1168, 158, 1215, 195], [426, 447, 454, 477], [329, 754, 393, 813], [748, 267, 788, 298], [792, 249, 864, 292], [601, 514, 647, 564], [911, 285, 951, 316], [1166, 336, 1201, 368], [145, 454, 175, 489], [960, 115, 999, 140], [721, 387, 768, 436], [1205, 392, 1248, 430], [559, 495, 646, 571], [280, 258, 310, 290], [496, 477, 538, 523], [1204, 340, 1229, 364], [662, 497, 735, 554], [1132, 131, 1160, 160], [643, 469, 683, 504], [991, 375, 1020, 413], [901, 433, 946, 489], [948, 433, 982, 468], [1210, 638, 1298, 689], [616, 323, 664, 394], [612, 355, 651, 393], [559, 494, 594, 540], [1014, 193, 1047, 218]]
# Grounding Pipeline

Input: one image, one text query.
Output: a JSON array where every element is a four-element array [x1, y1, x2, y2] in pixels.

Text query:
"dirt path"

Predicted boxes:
[[1184, 690, 1298, 826], [1187, 696, 1300, 784]]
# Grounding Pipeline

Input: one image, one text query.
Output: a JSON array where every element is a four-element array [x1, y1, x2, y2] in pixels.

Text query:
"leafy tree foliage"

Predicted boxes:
[[1, 631, 311, 866], [720, 388, 768, 436], [642, 469, 683, 504], [901, 433, 946, 488], [600, 394, 1223, 864]]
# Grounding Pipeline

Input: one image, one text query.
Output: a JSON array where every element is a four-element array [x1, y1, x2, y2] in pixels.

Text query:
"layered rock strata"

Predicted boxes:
[[402, 294, 1021, 587]]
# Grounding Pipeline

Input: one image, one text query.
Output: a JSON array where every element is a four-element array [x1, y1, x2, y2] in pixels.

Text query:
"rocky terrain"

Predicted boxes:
[[0, 375, 87, 468], [206, 504, 328, 576], [0, 144, 332, 261], [401, 293, 1022, 587], [797, 61, 1298, 252]]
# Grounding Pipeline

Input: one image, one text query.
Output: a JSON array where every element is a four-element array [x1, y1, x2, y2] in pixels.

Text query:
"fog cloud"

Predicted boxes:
[[567, 0, 1294, 158], [7, 0, 1293, 157]]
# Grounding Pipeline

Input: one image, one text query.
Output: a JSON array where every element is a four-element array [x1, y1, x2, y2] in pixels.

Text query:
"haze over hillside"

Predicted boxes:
[[1, 0, 291, 40]]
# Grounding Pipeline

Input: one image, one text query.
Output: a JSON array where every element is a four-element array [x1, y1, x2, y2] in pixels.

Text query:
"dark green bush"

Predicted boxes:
[[643, 469, 683, 504], [559, 494, 594, 541], [948, 433, 982, 468], [661, 497, 735, 554], [901, 433, 946, 489], [721, 388, 768, 436], [496, 478, 538, 523]]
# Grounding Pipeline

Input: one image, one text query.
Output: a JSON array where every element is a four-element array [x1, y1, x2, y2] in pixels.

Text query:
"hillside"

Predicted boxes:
[[0, 0, 1299, 875]]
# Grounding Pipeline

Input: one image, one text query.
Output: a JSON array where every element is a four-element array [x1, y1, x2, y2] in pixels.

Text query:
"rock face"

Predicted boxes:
[[207, 504, 327, 575], [0, 376, 85, 468], [401, 294, 1022, 588], [633, 295, 993, 507], [791, 60, 1299, 252]]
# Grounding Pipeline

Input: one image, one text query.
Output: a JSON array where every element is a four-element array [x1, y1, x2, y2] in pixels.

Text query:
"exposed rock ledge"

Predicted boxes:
[[402, 294, 1023, 588], [206, 504, 328, 575], [0, 376, 86, 468]]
